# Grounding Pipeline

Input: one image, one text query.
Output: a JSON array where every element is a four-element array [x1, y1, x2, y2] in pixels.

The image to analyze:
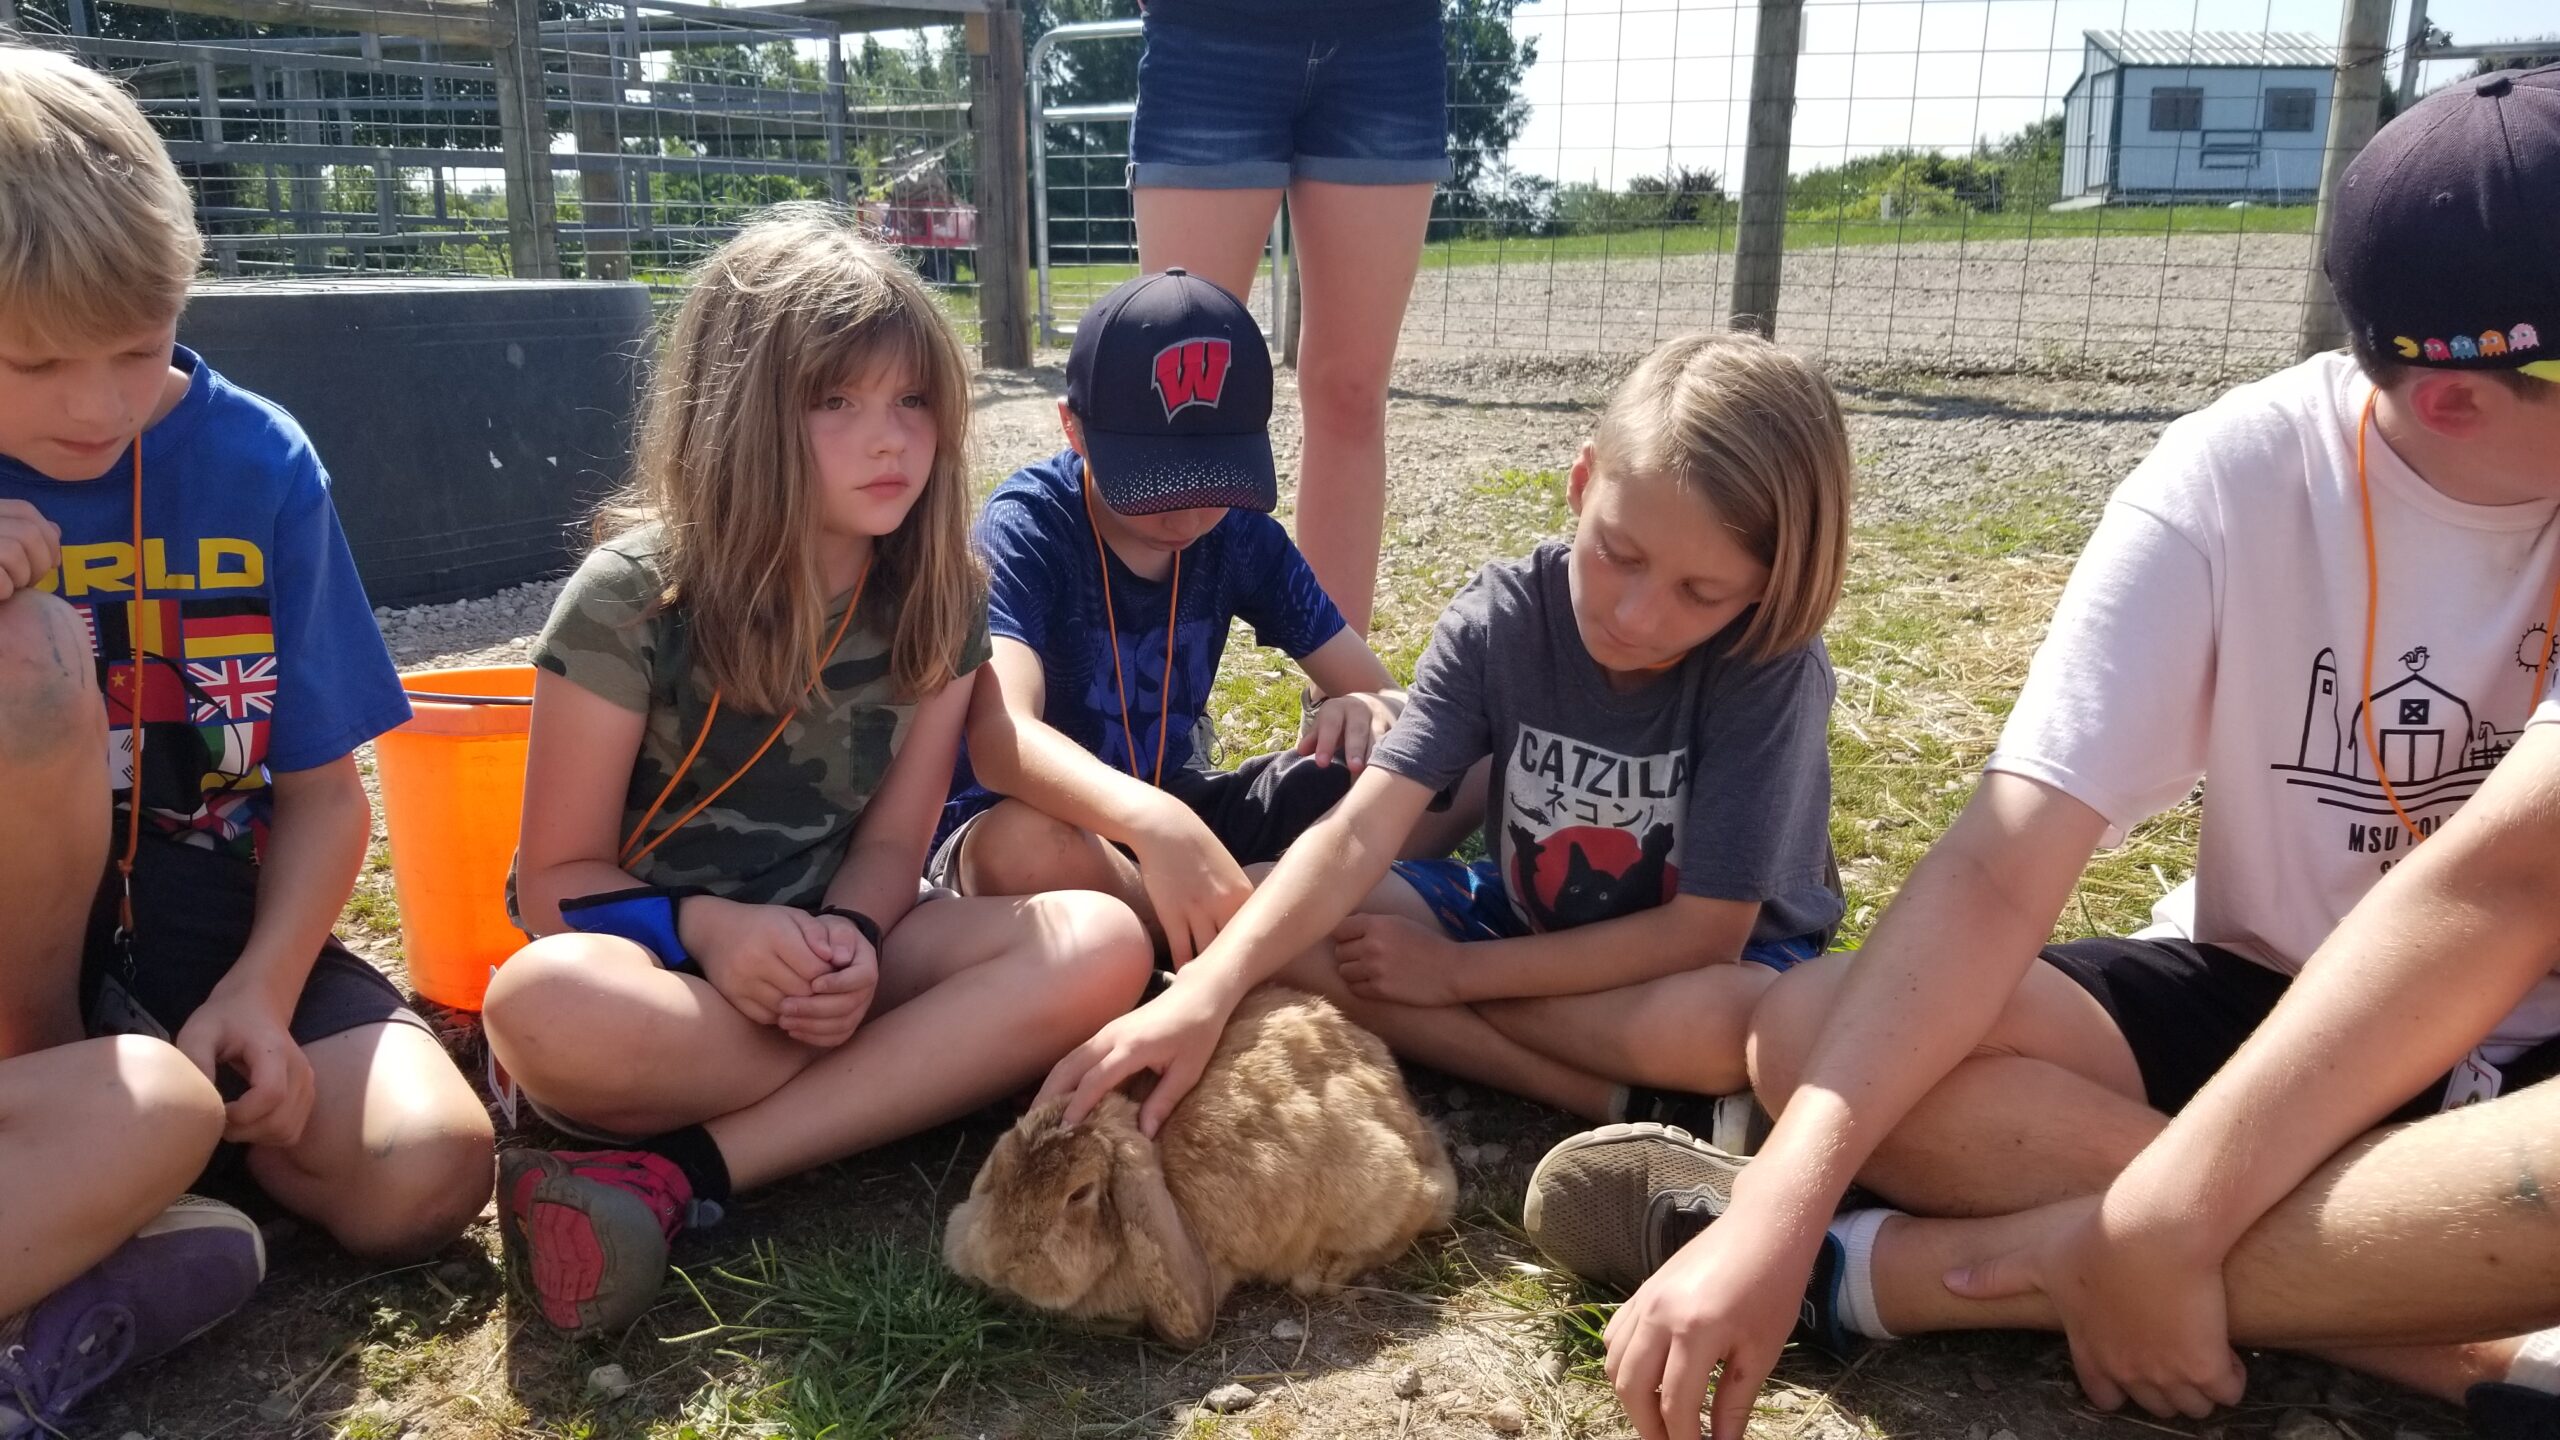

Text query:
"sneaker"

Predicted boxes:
[[0, 1196, 264, 1439], [497, 1148, 714, 1336], [1709, 1093, 1774, 1157], [2470, 1382, 2560, 1439], [1521, 1122, 1859, 1355], [1613, 1085, 1723, 1136]]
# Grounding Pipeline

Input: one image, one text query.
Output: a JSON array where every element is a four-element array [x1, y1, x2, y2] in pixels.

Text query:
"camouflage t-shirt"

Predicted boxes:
[[529, 526, 990, 910]]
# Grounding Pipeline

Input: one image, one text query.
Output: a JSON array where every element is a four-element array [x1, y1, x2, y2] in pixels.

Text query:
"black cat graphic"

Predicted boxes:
[[1507, 820, 1676, 931]]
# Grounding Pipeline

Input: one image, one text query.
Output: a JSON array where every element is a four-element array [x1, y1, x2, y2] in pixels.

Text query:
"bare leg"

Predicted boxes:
[[1277, 180, 1435, 634], [0, 591, 109, 1057], [1748, 951, 2161, 1215], [1265, 867, 1618, 1118], [1134, 186, 1282, 308], [1479, 961, 1779, 1097], [247, 1022, 495, 1260], [0, 1036, 226, 1314], [954, 799, 1163, 948], [1854, 1083, 2560, 1401]]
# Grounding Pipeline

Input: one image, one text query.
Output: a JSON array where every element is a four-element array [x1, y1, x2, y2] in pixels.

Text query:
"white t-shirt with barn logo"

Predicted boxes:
[[1990, 352, 2560, 1057]]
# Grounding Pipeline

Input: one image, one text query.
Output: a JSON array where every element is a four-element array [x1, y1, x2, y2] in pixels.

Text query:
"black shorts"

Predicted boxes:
[[932, 749, 1359, 889], [82, 835, 428, 1049], [2040, 936, 2560, 1121]]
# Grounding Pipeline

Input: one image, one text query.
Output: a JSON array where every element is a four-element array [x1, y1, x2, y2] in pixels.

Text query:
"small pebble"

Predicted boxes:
[[1445, 1085, 1473, 1110], [1964, 1425, 1986, 1440], [1988, 1429, 2020, 1440], [1201, 1383, 1257, 1414], [2274, 1413, 2347, 1440], [1271, 1316, 1306, 1342], [1392, 1365, 1424, 1398], [119, 1432, 150, 1440], [1456, 1144, 1483, 1166], [1969, 1366, 1997, 1393], [1485, 1397, 1528, 1434], [254, 1394, 295, 1425], [1531, 1351, 1564, 1383], [586, 1363, 634, 1401], [1478, 1141, 1510, 1164], [436, 1260, 471, 1287]]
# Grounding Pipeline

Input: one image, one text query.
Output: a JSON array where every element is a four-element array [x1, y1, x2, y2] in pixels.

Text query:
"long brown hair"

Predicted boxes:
[[1590, 330, 1854, 662], [608, 203, 981, 714]]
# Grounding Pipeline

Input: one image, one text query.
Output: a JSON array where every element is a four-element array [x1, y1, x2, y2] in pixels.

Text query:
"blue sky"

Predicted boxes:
[[1502, 0, 2555, 181]]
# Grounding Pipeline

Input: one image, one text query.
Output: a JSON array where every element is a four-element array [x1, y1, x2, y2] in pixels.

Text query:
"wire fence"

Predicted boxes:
[[22, 0, 2558, 370], [17, 0, 986, 329]]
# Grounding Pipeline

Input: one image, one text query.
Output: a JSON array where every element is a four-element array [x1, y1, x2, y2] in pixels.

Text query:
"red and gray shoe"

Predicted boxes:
[[497, 1148, 718, 1336]]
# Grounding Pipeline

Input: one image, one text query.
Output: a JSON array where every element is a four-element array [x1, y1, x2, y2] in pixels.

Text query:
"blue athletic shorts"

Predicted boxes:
[[1389, 857, 1827, 972], [1130, 11, 1453, 189]]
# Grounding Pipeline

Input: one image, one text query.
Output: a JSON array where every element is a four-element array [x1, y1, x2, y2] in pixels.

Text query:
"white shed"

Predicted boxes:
[[2060, 30, 2336, 202]]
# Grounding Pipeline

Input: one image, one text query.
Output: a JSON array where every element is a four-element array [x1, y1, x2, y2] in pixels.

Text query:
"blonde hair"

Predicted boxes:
[[0, 43, 200, 347], [609, 203, 981, 714], [1590, 330, 1854, 662]]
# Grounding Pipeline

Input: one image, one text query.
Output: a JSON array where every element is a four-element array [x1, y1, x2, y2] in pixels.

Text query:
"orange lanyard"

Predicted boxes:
[[1082, 463, 1181, 788], [2353, 389, 2560, 846], [618, 564, 869, 867], [115, 443, 145, 936]]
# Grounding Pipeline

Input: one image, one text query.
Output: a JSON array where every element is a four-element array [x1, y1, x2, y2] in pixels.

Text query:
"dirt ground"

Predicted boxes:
[[79, 351, 2469, 1440]]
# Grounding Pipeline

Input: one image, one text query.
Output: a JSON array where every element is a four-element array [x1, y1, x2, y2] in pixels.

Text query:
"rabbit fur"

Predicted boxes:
[[943, 984, 1456, 1348]]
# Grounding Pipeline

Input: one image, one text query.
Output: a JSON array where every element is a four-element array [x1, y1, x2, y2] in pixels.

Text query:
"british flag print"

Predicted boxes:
[[186, 656, 278, 722]]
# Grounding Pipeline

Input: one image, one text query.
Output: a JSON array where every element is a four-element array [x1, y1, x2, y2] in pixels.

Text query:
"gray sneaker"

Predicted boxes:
[[1521, 1123, 1745, 1294], [0, 1196, 265, 1439]]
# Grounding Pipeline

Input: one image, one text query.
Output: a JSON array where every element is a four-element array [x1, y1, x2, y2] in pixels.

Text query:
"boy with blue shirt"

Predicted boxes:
[[0, 44, 492, 1437], [942, 269, 1466, 962]]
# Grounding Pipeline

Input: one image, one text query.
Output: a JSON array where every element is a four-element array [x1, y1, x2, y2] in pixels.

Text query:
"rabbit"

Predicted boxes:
[[942, 984, 1457, 1348]]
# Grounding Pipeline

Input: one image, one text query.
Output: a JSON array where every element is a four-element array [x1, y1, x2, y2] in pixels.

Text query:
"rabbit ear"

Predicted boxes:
[[1108, 1132, 1216, 1348]]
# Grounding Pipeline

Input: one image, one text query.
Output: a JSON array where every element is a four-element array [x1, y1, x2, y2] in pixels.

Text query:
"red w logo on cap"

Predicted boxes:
[[1153, 338, 1232, 419]]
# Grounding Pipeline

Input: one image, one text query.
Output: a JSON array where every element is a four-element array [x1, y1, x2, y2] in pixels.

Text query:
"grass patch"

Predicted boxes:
[[668, 1236, 1059, 1440]]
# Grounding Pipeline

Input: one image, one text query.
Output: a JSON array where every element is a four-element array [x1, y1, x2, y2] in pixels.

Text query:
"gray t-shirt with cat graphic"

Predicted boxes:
[[1371, 543, 1841, 943]]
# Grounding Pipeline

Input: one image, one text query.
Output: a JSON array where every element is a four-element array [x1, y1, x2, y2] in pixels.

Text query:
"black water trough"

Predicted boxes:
[[180, 278, 654, 609]]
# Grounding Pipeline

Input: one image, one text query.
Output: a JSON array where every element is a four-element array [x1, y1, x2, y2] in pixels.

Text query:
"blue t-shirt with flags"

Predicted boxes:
[[0, 346, 410, 861], [941, 447, 1344, 833]]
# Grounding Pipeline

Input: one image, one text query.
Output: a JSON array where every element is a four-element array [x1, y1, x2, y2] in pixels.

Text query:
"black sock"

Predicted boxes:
[[640, 1124, 732, 1207]]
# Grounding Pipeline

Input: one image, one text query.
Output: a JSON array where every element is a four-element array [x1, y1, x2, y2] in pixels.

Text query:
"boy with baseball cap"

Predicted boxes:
[[938, 270, 1463, 961], [1531, 63, 2560, 1438]]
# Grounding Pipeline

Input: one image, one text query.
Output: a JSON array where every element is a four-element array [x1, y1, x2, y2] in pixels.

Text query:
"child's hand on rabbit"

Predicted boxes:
[[1039, 974, 1235, 1135]]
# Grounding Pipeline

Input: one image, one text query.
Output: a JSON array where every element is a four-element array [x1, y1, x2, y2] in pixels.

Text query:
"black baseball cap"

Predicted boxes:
[[2326, 62, 2560, 383], [1064, 268, 1278, 514]]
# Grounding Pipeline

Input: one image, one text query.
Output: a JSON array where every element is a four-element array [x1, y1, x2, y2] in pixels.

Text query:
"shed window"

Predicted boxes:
[[2150, 86, 2203, 131], [2264, 87, 2316, 131]]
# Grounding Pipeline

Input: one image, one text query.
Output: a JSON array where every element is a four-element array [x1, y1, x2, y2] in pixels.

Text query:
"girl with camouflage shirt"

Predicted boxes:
[[482, 206, 1152, 1337]]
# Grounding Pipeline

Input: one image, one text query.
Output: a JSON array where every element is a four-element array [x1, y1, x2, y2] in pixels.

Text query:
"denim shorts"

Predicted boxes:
[[1389, 857, 1827, 973], [1130, 11, 1453, 189]]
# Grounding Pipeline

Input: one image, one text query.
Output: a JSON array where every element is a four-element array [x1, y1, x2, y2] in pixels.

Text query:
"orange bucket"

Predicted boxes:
[[374, 664, 535, 1010]]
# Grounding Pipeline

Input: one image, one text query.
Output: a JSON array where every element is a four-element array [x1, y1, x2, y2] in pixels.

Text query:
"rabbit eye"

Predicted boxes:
[[1066, 1181, 1098, 1208]]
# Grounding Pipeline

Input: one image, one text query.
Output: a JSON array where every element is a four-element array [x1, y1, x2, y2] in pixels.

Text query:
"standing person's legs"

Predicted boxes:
[[1282, 179, 1434, 634], [0, 590, 108, 1056], [1133, 189, 1281, 305]]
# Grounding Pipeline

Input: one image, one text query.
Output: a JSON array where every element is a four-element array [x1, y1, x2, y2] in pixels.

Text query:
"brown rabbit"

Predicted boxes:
[[942, 985, 1456, 1348]]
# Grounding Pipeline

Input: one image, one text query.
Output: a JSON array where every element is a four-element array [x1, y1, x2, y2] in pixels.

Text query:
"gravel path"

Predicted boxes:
[[376, 347, 2222, 674]]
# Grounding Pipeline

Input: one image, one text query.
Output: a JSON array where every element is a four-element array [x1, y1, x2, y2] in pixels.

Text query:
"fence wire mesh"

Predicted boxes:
[[18, 0, 983, 333], [23, 0, 2556, 368]]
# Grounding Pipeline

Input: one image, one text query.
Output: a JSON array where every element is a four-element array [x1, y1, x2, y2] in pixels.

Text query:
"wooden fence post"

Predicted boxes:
[[970, 0, 1033, 369], [491, 0, 562, 280], [1729, 0, 1803, 338], [567, 35, 627, 280], [2296, 0, 2394, 359]]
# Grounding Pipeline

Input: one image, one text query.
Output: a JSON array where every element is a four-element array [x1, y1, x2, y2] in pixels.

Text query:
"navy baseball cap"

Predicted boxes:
[[1065, 269, 1278, 514], [2326, 62, 2560, 383]]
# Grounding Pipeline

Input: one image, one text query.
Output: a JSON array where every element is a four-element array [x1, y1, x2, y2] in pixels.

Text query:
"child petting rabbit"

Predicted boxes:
[[944, 986, 1454, 1346]]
